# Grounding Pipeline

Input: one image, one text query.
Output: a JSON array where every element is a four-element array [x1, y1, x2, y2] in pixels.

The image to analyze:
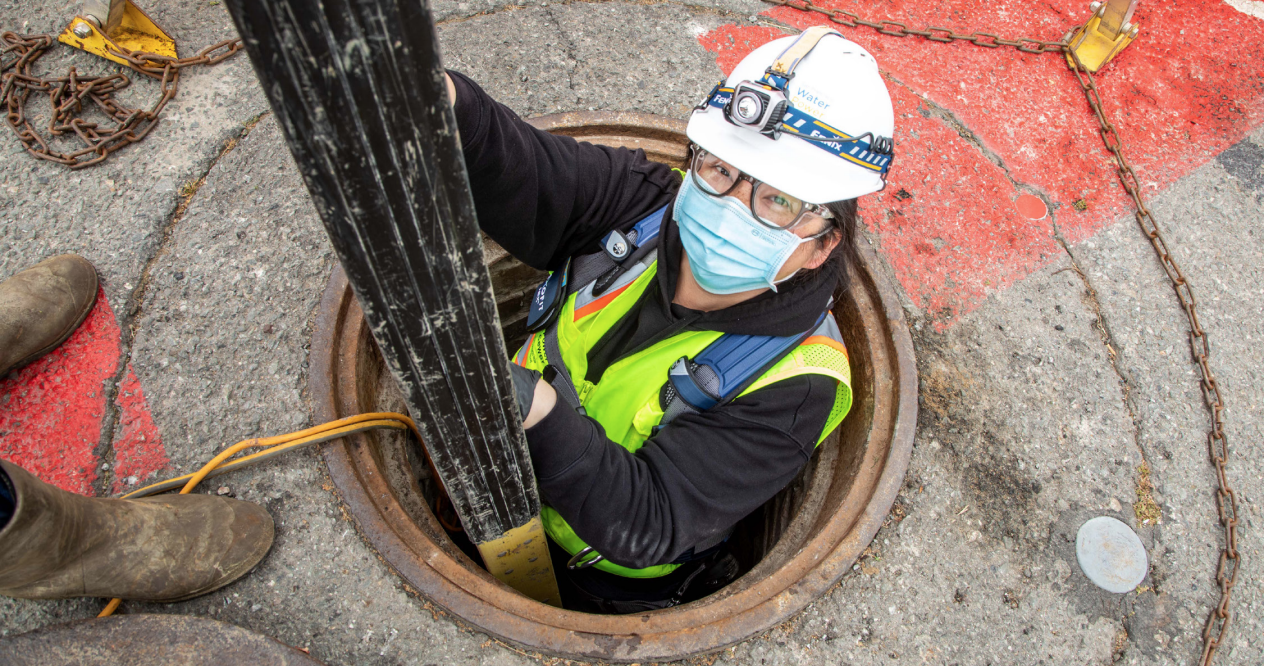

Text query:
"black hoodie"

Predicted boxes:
[[451, 71, 838, 571]]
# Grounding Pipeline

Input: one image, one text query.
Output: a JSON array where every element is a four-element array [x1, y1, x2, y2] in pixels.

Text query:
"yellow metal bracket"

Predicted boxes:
[[475, 516, 563, 607], [1066, 0, 1141, 73], [58, 0, 176, 65]]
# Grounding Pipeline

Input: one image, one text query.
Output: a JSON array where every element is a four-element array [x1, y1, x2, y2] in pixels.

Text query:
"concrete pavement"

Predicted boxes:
[[0, 0, 1262, 664]]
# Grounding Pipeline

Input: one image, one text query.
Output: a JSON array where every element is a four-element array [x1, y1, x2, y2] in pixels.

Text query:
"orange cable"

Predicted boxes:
[[98, 413, 418, 618]]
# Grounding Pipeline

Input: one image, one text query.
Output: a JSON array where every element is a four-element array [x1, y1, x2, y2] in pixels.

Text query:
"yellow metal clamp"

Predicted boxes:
[[58, 0, 176, 65], [1066, 0, 1141, 73]]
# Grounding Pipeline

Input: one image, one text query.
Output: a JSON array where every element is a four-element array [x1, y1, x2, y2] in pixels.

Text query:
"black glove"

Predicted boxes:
[[508, 363, 542, 421]]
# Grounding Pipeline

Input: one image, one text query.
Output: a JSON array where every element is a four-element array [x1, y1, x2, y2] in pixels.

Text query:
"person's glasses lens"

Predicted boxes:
[[753, 182, 804, 229], [692, 150, 738, 196], [690, 148, 805, 229]]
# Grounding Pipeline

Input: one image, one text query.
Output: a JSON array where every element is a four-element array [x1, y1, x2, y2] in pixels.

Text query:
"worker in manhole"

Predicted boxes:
[[447, 27, 891, 613], [0, 255, 275, 604]]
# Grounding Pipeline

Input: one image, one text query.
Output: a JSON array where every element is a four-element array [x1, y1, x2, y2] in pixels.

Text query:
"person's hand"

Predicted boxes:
[[523, 378, 557, 429], [444, 72, 456, 106]]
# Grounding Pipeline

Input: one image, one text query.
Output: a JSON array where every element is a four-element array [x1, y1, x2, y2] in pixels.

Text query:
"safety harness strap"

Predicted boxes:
[[568, 206, 668, 298], [660, 307, 829, 427], [539, 205, 669, 415], [569, 253, 619, 299]]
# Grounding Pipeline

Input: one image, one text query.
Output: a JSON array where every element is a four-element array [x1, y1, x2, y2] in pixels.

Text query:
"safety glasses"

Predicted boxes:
[[689, 146, 834, 232]]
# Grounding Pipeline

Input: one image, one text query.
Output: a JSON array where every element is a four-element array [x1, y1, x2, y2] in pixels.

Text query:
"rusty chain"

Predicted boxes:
[[1, 31, 241, 169], [762, 0, 1067, 54], [1066, 55, 1241, 666], [760, 1, 1241, 663]]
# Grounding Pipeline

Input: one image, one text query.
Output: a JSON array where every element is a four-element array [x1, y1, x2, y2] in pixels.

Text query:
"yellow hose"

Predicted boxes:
[[98, 412, 419, 618]]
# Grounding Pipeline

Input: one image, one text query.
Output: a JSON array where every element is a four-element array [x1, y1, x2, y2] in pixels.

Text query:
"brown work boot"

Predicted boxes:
[[0, 254, 99, 377], [0, 460, 275, 602]]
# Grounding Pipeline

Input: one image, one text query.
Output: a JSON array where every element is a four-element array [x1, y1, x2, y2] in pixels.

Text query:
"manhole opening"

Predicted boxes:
[[310, 111, 915, 661], [358, 256, 835, 611]]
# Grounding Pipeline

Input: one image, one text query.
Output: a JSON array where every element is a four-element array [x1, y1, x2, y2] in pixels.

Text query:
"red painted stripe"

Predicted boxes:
[[110, 364, 169, 495], [699, 1, 1263, 328], [0, 288, 117, 495], [573, 282, 633, 321], [0, 290, 168, 496]]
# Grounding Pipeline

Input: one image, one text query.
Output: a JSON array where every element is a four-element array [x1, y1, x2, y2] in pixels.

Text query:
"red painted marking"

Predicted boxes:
[[864, 88, 1062, 320], [1015, 194, 1049, 220], [695, 24, 784, 80], [0, 290, 168, 496], [0, 288, 117, 495], [698, 1, 1263, 327], [110, 364, 169, 495]]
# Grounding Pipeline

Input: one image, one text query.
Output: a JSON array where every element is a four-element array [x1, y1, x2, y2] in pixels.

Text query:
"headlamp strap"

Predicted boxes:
[[702, 82, 893, 175], [765, 26, 839, 84]]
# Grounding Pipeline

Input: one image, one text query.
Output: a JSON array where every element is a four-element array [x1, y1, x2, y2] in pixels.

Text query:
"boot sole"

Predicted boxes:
[[0, 268, 99, 379]]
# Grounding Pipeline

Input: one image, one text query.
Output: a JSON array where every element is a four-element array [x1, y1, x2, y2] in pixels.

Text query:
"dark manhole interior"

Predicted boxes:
[[366, 231, 834, 599]]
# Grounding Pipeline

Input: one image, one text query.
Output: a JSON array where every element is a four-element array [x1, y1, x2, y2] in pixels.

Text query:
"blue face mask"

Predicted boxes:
[[674, 175, 814, 295]]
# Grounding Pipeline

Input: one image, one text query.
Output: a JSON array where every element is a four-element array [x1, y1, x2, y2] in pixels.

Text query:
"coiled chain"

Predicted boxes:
[[1, 31, 241, 169]]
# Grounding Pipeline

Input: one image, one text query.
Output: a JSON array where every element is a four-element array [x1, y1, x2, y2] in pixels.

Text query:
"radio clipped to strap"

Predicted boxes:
[[659, 308, 829, 429], [525, 258, 570, 334], [591, 205, 667, 294], [602, 229, 633, 261], [529, 205, 669, 334]]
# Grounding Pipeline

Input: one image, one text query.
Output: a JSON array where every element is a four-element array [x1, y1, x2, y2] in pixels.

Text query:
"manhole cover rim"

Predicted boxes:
[[308, 111, 918, 662]]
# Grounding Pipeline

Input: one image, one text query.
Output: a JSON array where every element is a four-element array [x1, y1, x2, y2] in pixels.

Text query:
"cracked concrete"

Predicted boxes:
[[542, 4, 580, 94], [432, 0, 774, 27], [90, 113, 272, 494], [1051, 231, 1155, 489], [1060, 227, 1177, 540], [0, 0, 272, 499], [1064, 128, 1265, 666], [441, 1, 737, 118]]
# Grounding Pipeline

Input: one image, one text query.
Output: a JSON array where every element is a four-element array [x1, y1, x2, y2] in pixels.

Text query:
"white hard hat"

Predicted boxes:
[[687, 31, 895, 204]]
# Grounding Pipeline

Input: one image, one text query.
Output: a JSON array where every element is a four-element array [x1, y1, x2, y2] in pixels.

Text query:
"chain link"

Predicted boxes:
[[760, 2, 1240, 663], [1, 31, 242, 169], [1066, 53, 1239, 666], [761, 0, 1066, 54]]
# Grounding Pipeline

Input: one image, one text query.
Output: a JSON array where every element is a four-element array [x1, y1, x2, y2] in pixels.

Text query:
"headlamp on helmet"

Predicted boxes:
[[688, 27, 897, 202], [726, 81, 786, 136]]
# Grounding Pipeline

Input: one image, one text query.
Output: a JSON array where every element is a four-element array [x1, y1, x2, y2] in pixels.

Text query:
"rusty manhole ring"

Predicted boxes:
[[308, 111, 917, 662]]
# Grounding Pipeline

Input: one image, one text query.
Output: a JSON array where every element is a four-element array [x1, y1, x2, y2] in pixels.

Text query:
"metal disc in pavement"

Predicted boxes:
[[1076, 516, 1149, 593]]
